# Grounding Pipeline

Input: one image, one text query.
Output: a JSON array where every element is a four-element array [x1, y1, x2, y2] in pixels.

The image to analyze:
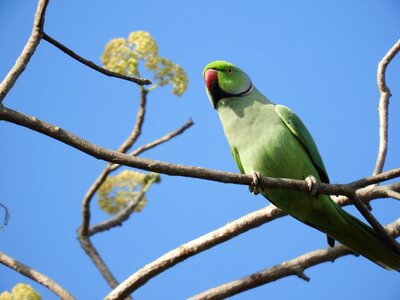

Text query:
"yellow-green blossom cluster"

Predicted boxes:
[[0, 284, 41, 300], [101, 31, 188, 96], [101, 38, 139, 77], [128, 31, 159, 69], [98, 170, 160, 214], [154, 58, 189, 96]]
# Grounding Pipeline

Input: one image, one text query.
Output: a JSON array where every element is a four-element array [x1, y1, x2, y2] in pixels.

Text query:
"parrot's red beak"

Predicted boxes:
[[204, 69, 218, 91], [204, 69, 220, 109]]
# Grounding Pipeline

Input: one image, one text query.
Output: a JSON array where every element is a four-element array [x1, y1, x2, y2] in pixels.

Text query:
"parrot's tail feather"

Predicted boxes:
[[323, 201, 400, 271]]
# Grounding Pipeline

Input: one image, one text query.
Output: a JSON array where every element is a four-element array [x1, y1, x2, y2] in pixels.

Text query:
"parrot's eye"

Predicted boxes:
[[226, 67, 233, 73]]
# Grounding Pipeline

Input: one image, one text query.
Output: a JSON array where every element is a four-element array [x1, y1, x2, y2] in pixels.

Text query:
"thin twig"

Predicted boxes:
[[1, 104, 400, 195], [0, 251, 75, 300], [188, 219, 400, 300], [117, 87, 148, 153], [0, 0, 49, 103], [88, 190, 146, 236], [80, 88, 148, 237], [85, 118, 194, 236], [77, 92, 192, 295], [0, 202, 10, 228], [131, 119, 194, 156], [101, 193, 392, 300], [77, 233, 120, 289], [383, 188, 400, 201], [42, 33, 151, 86], [373, 39, 400, 175], [108, 118, 194, 174], [348, 193, 400, 254], [77, 89, 148, 297]]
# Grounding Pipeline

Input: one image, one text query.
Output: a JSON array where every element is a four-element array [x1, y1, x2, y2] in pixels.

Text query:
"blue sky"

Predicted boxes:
[[1, 1, 400, 299]]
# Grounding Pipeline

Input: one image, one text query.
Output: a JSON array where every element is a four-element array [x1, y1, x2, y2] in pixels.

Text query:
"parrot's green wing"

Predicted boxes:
[[230, 146, 245, 174], [275, 104, 329, 183]]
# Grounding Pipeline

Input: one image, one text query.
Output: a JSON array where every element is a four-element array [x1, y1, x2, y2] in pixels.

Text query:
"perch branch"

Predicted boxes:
[[0, 0, 49, 103], [189, 219, 400, 300], [42, 33, 151, 86], [1, 104, 400, 251], [373, 39, 400, 175], [1, 104, 400, 196], [0, 251, 75, 300]]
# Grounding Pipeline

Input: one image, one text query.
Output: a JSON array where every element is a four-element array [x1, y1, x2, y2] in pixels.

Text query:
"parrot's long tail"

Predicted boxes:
[[319, 198, 400, 271]]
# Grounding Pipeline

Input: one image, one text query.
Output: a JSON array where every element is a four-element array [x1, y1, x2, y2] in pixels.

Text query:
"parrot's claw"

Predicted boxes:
[[249, 171, 262, 195], [305, 175, 318, 197]]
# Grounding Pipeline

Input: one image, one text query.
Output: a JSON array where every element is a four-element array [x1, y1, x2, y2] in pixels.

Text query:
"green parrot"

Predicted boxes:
[[203, 60, 400, 271]]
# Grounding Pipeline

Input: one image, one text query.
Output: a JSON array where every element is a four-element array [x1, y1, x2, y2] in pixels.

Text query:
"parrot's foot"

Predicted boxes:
[[305, 175, 318, 197], [249, 171, 262, 195]]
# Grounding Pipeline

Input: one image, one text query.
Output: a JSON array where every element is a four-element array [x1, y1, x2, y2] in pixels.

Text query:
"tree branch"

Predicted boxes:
[[1, 103, 399, 252], [42, 33, 151, 86], [0, 202, 10, 228], [76, 89, 149, 297], [88, 190, 145, 236], [87, 119, 194, 234], [80, 88, 148, 237], [348, 193, 400, 254], [373, 39, 400, 175], [102, 190, 394, 300], [0, 0, 49, 103], [108, 118, 194, 174], [77, 234, 120, 290], [117, 88, 148, 153], [0, 251, 75, 300], [1, 104, 400, 195], [189, 219, 400, 300], [86, 118, 193, 237]]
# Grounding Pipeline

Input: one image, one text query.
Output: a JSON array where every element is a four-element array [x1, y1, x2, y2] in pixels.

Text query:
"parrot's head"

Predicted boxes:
[[203, 60, 252, 109]]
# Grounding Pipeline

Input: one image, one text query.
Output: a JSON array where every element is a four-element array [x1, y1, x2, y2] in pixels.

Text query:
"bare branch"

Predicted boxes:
[[0, 251, 75, 300], [77, 234, 120, 289], [84, 119, 194, 234], [382, 188, 400, 201], [1, 104, 400, 196], [88, 191, 145, 236], [130, 118, 194, 157], [117, 88, 148, 153], [373, 39, 400, 175], [0, 202, 10, 228], [189, 219, 400, 300], [81, 118, 194, 229], [76, 89, 149, 297], [0, 0, 49, 103], [103, 205, 284, 300], [348, 193, 400, 254], [109, 118, 194, 174], [102, 192, 393, 300], [80, 88, 148, 236], [42, 33, 151, 86]]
